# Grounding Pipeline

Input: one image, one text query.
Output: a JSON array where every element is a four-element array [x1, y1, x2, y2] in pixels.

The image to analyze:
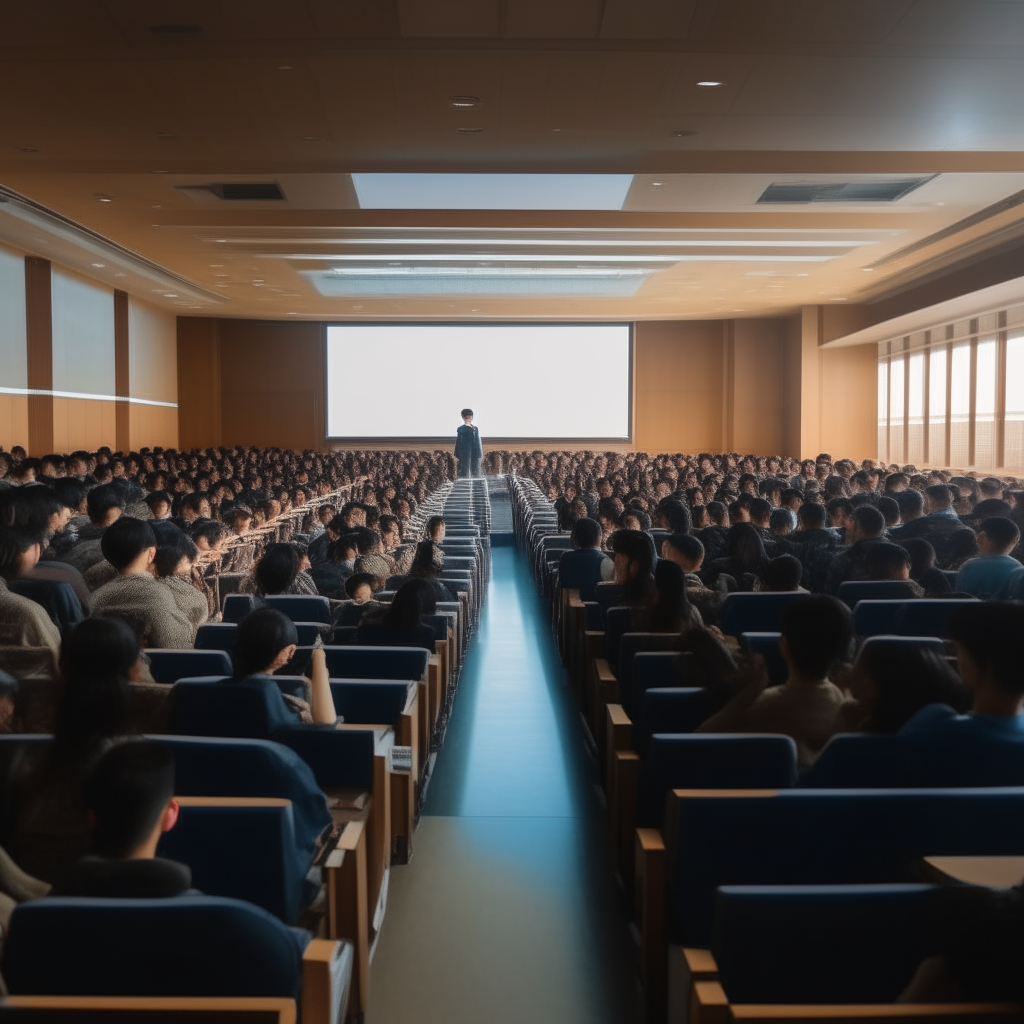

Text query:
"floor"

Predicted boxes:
[[366, 546, 639, 1024]]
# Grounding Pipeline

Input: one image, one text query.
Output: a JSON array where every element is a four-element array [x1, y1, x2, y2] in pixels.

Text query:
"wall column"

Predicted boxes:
[[25, 257, 53, 455], [176, 317, 222, 450]]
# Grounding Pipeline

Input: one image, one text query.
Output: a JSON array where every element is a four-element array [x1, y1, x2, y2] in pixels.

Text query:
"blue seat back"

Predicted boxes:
[[168, 677, 292, 740], [330, 680, 410, 724], [738, 633, 787, 685], [331, 626, 359, 646], [158, 800, 307, 923], [799, 734, 907, 788], [632, 653, 684, 690], [637, 735, 798, 827], [632, 686, 708, 759], [604, 606, 631, 667], [221, 593, 255, 624], [193, 623, 238, 652], [264, 594, 331, 624], [156, 735, 331, 860], [837, 580, 922, 609], [323, 645, 430, 680], [333, 602, 367, 627], [629, 652, 694, 720], [859, 634, 945, 656], [893, 598, 980, 637], [594, 582, 624, 626], [3, 896, 308, 997], [668, 787, 1024, 947], [853, 600, 904, 637], [712, 884, 937, 1004], [620, 634, 681, 713], [146, 649, 232, 684], [292, 622, 321, 646], [719, 592, 805, 637], [385, 575, 407, 590]]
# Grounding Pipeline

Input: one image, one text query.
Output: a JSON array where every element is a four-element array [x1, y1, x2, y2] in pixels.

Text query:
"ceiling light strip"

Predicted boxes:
[[279, 252, 842, 263], [0, 386, 177, 408]]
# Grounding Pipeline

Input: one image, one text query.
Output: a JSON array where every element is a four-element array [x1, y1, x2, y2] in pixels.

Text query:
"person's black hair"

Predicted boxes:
[[978, 516, 1020, 550], [232, 607, 298, 679], [153, 525, 198, 578], [769, 508, 795, 534], [856, 643, 971, 733], [353, 527, 381, 556], [759, 554, 803, 591], [826, 497, 854, 520], [384, 578, 436, 629], [947, 528, 980, 564], [850, 504, 886, 539], [947, 603, 1024, 697], [748, 497, 773, 523], [663, 533, 704, 563], [100, 517, 157, 572], [969, 498, 1013, 522], [657, 498, 692, 534], [409, 539, 443, 579], [863, 542, 912, 580], [0, 526, 45, 579], [460, 409, 473, 419], [54, 617, 137, 759], [85, 741, 175, 858], [642, 559, 692, 633], [610, 529, 657, 605], [86, 483, 125, 524], [53, 477, 87, 513], [425, 515, 446, 539], [797, 502, 827, 529], [724, 522, 770, 575], [190, 519, 226, 547], [327, 514, 347, 536], [253, 542, 301, 596], [144, 490, 171, 512], [780, 595, 854, 680], [877, 496, 900, 527], [328, 534, 361, 564], [898, 537, 937, 579], [925, 483, 953, 509], [894, 489, 924, 518], [344, 572, 377, 599], [379, 514, 400, 536], [572, 517, 602, 549]]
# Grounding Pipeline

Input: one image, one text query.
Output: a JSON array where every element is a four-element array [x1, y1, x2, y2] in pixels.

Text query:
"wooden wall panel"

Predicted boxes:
[[24, 256, 53, 455], [820, 343, 878, 461], [730, 318, 786, 455], [176, 318, 221, 450], [52, 398, 116, 453], [0, 397, 29, 453], [128, 404, 178, 451]]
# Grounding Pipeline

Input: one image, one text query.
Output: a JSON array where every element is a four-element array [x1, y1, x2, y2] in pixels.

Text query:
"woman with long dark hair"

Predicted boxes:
[[357, 578, 438, 649], [242, 543, 318, 598], [406, 540, 454, 602]]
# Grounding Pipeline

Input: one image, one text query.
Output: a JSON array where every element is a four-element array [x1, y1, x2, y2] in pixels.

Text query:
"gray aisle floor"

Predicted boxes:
[[365, 546, 639, 1024]]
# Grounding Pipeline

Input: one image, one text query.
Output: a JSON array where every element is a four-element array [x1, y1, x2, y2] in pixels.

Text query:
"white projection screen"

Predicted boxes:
[[325, 323, 632, 441]]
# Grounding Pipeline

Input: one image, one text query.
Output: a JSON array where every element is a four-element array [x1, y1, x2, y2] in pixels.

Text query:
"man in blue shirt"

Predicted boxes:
[[558, 518, 611, 602], [954, 516, 1022, 598]]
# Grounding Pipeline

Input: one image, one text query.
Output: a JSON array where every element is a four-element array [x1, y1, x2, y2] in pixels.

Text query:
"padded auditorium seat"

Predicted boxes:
[[632, 686, 709, 759], [264, 594, 332, 624], [323, 646, 430, 680], [836, 579, 922, 609], [193, 623, 237, 651], [221, 593, 255, 623], [738, 633, 788, 685], [146, 648, 232, 684], [719, 592, 805, 637]]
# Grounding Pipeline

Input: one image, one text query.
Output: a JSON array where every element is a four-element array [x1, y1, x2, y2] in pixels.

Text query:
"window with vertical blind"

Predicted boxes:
[[877, 311, 1024, 471]]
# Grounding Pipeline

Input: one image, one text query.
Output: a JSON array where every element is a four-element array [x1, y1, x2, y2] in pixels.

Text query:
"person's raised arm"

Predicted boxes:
[[307, 646, 336, 725]]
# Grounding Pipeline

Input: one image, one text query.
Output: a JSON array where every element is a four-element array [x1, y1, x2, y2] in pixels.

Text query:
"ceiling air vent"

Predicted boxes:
[[175, 182, 286, 203], [757, 177, 933, 204]]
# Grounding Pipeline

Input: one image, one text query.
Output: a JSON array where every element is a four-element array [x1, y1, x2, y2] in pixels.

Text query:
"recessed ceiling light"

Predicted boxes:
[[152, 204, 162, 209], [302, 136, 323, 142], [449, 96, 481, 108], [455, 127, 486, 134], [152, 170, 169, 174], [671, 130, 697, 138], [696, 81, 724, 88], [19, 147, 38, 153], [209, 263, 223, 267], [862, 267, 874, 272], [95, 194, 113, 202], [114, 272, 126, 278], [278, 65, 294, 70], [164, 293, 178, 298], [932, 202, 945, 207], [287, 311, 298, 315], [156, 131, 175, 138], [831, 297, 848, 301], [150, 24, 201, 34], [650, 181, 664, 187], [91, 263, 105, 268]]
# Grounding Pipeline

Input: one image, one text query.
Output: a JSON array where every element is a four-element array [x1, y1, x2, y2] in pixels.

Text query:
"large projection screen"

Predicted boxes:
[[325, 323, 632, 441]]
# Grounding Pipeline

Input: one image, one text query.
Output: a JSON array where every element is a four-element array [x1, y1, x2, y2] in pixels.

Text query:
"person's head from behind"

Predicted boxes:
[[900, 538, 937, 579], [85, 741, 179, 860], [152, 524, 198, 579], [385, 578, 436, 630], [572, 517, 602, 551], [725, 522, 769, 573], [779, 595, 854, 683], [924, 483, 954, 514], [0, 669, 18, 734], [947, 527, 980, 566], [144, 491, 172, 520], [254, 542, 300, 596], [759, 554, 803, 592], [460, 408, 473, 424], [826, 497, 853, 529], [233, 607, 298, 679], [847, 505, 886, 545], [426, 515, 446, 543], [705, 501, 728, 527], [877, 496, 900, 529], [863, 542, 912, 581], [345, 572, 377, 604], [410, 539, 443, 578], [329, 534, 360, 565], [656, 498, 691, 535], [946, 603, 1024, 714], [849, 641, 970, 733], [56, 617, 140, 754], [748, 497, 773, 529], [100, 518, 158, 575], [797, 501, 827, 532], [977, 516, 1020, 556], [647, 559, 689, 631], [662, 534, 704, 574], [87, 483, 125, 528], [894, 489, 924, 524], [610, 529, 656, 597], [769, 508, 796, 537]]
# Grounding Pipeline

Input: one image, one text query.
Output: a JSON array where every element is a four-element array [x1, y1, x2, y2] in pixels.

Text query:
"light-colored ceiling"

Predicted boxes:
[[4, 0, 1024, 321]]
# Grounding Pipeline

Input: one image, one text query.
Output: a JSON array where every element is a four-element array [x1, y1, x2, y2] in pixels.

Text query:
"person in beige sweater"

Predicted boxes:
[[697, 595, 855, 768]]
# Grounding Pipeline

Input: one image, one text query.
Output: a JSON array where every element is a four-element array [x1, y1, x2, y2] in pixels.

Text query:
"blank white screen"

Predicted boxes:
[[326, 324, 630, 439]]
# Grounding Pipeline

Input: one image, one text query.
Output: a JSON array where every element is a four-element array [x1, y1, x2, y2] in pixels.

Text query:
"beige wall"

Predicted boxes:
[[0, 245, 29, 451], [128, 298, 179, 449]]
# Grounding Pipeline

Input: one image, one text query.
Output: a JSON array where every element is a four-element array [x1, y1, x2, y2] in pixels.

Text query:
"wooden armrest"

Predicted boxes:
[[636, 827, 665, 854], [301, 938, 353, 1024], [730, 1005, 1024, 1021], [324, 821, 369, 1015], [568, 589, 584, 608], [594, 658, 616, 684], [4, 997, 296, 1021], [692, 980, 730, 1024], [604, 702, 633, 791], [682, 947, 718, 980]]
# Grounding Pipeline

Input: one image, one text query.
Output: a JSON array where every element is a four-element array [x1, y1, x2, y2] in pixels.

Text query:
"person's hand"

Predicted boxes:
[[732, 652, 770, 697]]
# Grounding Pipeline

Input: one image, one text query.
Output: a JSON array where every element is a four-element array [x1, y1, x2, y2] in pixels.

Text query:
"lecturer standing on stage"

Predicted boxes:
[[455, 408, 483, 478]]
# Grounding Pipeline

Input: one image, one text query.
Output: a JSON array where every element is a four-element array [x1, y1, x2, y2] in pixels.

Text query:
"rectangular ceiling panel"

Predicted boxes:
[[397, 0, 499, 38]]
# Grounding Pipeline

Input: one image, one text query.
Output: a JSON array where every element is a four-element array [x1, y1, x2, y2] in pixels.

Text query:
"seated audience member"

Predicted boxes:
[[55, 741, 196, 899], [697, 502, 730, 561], [242, 542, 318, 598], [223, 504, 253, 537], [307, 512, 343, 567], [380, 514, 414, 574], [230, 608, 335, 726], [558, 518, 612, 600], [90, 519, 196, 649], [307, 503, 337, 543], [890, 483, 972, 569], [352, 527, 395, 584], [784, 501, 842, 593], [706, 522, 770, 591], [356, 577, 438, 649], [60, 483, 125, 573], [862, 542, 921, 589], [877, 495, 901, 530], [152, 524, 208, 631], [661, 534, 706, 587], [407, 540, 455, 602], [344, 572, 379, 605], [955, 517, 1022, 598], [825, 505, 887, 593], [945, 525, 980, 571], [143, 491, 172, 522], [308, 535, 360, 599], [769, 508, 796, 538], [3, 527, 84, 634], [0, 530, 63, 680], [825, 497, 854, 539], [654, 498, 692, 535], [13, 617, 140, 882], [697, 595, 854, 767], [900, 537, 952, 597], [757, 553, 804, 592], [827, 641, 971, 738], [634, 560, 701, 633], [190, 519, 229, 556], [172, 493, 210, 530], [425, 515, 446, 544], [610, 529, 657, 611]]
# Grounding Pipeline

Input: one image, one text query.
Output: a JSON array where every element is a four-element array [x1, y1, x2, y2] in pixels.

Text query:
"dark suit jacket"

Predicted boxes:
[[455, 424, 483, 464], [889, 514, 972, 569]]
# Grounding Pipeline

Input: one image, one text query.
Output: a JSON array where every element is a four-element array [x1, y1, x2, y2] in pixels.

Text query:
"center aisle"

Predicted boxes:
[[366, 546, 639, 1024]]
